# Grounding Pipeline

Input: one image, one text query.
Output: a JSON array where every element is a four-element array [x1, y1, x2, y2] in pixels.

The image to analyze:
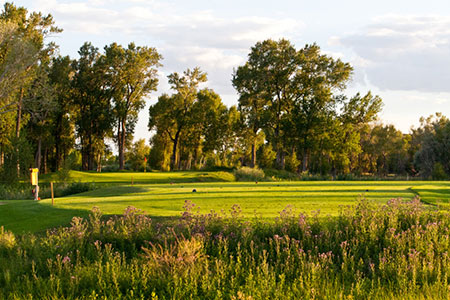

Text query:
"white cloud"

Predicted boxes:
[[31, 0, 302, 97], [336, 14, 450, 93]]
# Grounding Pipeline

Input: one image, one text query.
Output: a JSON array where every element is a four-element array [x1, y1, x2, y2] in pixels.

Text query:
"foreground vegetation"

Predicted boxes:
[[1, 198, 450, 299]]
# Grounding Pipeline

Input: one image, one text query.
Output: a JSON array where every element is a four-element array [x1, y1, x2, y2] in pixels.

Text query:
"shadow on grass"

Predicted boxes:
[[78, 186, 149, 198], [0, 200, 89, 235]]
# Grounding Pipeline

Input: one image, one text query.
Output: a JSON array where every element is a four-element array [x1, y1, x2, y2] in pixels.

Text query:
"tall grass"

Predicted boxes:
[[234, 167, 266, 181], [1, 197, 450, 299]]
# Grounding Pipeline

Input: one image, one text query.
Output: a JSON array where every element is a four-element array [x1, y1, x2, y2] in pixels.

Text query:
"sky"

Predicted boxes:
[[3, 0, 450, 144]]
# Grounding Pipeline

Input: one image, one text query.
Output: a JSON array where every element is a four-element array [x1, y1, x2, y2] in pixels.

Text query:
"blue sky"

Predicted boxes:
[[3, 0, 450, 143]]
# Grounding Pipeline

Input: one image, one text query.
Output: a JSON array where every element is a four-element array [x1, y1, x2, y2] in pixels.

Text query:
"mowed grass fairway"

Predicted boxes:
[[1, 171, 450, 233]]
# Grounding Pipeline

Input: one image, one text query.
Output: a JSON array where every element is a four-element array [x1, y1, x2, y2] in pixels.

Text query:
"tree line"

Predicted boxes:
[[1, 3, 449, 181]]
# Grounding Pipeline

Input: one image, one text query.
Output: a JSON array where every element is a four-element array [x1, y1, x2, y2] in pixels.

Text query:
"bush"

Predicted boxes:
[[299, 171, 333, 181], [101, 164, 120, 172], [234, 166, 266, 181], [0, 136, 34, 184], [264, 168, 300, 181], [0, 181, 96, 200], [432, 162, 448, 180], [257, 144, 276, 168], [52, 182, 96, 197], [284, 152, 300, 172]]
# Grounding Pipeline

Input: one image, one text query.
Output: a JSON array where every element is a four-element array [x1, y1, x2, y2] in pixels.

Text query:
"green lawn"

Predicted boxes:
[[40, 170, 236, 184], [1, 171, 450, 233]]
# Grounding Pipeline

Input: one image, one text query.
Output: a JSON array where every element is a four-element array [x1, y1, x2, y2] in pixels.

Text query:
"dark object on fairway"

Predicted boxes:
[[255, 181, 258, 184], [366, 189, 369, 192], [192, 189, 197, 192]]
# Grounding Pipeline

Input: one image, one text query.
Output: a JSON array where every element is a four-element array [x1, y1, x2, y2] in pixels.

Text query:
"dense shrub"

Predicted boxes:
[[432, 162, 448, 180], [264, 168, 300, 181], [234, 167, 266, 181], [0, 181, 96, 200], [1, 198, 450, 298]]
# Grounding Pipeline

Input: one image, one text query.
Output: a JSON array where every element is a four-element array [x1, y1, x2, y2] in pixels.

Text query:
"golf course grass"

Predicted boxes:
[[1, 171, 450, 233]]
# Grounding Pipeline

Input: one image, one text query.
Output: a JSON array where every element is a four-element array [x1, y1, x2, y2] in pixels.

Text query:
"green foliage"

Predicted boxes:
[[432, 162, 448, 180], [149, 68, 238, 171], [71, 42, 114, 171], [2, 199, 450, 299], [104, 42, 161, 170], [284, 152, 300, 173], [257, 144, 276, 169], [234, 166, 266, 181], [0, 135, 33, 184], [264, 168, 299, 181], [0, 181, 96, 200], [148, 133, 171, 171], [413, 113, 450, 178], [126, 139, 150, 171]]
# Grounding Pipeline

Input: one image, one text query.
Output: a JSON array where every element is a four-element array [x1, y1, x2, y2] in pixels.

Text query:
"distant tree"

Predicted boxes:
[[48, 55, 75, 170], [233, 39, 298, 169], [413, 113, 450, 178], [148, 132, 171, 171], [0, 2, 61, 177], [359, 123, 410, 175], [71, 42, 113, 171], [104, 42, 161, 170], [148, 68, 207, 170], [289, 44, 353, 172], [234, 39, 383, 175], [126, 139, 150, 171], [232, 62, 269, 168], [23, 62, 56, 172]]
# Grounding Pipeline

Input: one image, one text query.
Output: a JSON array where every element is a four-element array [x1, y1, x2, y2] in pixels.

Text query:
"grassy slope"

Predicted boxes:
[[1, 171, 450, 233], [40, 170, 236, 184]]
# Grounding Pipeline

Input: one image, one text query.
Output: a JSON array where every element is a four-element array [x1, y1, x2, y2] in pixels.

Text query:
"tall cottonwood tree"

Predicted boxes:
[[148, 68, 207, 170], [234, 39, 380, 173], [289, 44, 353, 171], [0, 2, 60, 176], [412, 113, 450, 178], [234, 39, 299, 169], [24, 62, 56, 172], [48, 55, 75, 170], [72, 42, 113, 171], [232, 63, 269, 168], [104, 42, 161, 170], [0, 2, 60, 133]]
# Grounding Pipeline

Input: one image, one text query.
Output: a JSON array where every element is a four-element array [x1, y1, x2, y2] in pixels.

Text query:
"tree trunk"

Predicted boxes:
[[251, 138, 257, 168], [193, 148, 198, 169], [82, 148, 88, 171], [302, 147, 309, 172], [302, 133, 309, 172], [35, 138, 42, 170], [119, 119, 126, 170], [55, 114, 63, 171], [43, 147, 48, 174], [96, 151, 102, 172], [186, 153, 192, 170], [15, 88, 24, 177], [274, 124, 285, 170], [171, 131, 180, 171], [88, 129, 94, 171], [82, 144, 89, 171]]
